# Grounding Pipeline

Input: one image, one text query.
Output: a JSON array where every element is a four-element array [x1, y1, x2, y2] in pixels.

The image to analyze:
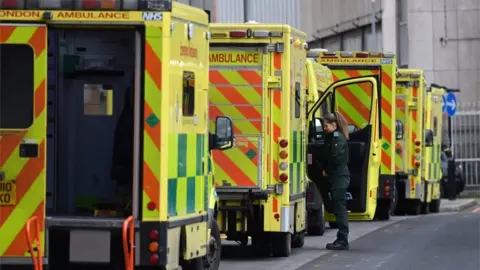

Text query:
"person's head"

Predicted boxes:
[[322, 112, 349, 140]]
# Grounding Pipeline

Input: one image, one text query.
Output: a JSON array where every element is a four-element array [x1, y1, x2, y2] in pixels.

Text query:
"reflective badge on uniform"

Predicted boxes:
[[345, 192, 353, 200]]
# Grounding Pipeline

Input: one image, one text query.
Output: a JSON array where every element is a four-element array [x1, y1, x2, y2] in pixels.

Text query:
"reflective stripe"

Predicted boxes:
[[0, 25, 47, 257], [209, 64, 264, 187], [330, 66, 396, 176], [142, 26, 162, 220]]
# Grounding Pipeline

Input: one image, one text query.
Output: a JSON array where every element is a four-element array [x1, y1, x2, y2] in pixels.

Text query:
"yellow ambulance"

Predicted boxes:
[[306, 50, 392, 226], [208, 22, 308, 257], [394, 69, 444, 215], [0, 1, 232, 269]]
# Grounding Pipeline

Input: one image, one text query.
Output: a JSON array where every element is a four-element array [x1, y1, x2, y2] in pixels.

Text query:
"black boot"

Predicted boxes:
[[326, 239, 349, 250]]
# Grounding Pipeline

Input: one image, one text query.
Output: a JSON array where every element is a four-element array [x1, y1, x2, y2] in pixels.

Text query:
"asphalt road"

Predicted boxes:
[[218, 203, 480, 270], [298, 210, 480, 270]]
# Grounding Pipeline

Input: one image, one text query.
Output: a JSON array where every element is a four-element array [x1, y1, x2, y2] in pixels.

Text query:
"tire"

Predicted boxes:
[[271, 233, 291, 257], [429, 199, 441, 213], [420, 202, 430, 215], [374, 200, 391, 221], [291, 232, 305, 248], [328, 222, 338, 229], [307, 209, 325, 236], [407, 200, 421, 215], [251, 233, 270, 257], [183, 220, 221, 270]]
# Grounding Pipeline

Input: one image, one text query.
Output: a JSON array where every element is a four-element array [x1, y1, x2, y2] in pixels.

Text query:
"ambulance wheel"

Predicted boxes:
[[429, 199, 441, 213], [329, 222, 338, 229], [308, 208, 325, 236], [407, 200, 421, 215], [252, 233, 271, 257], [420, 202, 430, 215], [183, 221, 221, 270], [271, 232, 291, 257], [291, 231, 305, 248]]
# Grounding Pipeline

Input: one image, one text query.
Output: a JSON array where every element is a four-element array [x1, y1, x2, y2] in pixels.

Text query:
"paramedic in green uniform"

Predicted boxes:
[[322, 112, 350, 250]]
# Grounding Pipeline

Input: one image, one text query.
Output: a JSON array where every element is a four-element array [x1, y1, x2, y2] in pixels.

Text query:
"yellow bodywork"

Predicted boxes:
[[0, 2, 220, 268], [208, 23, 307, 244], [424, 85, 445, 202], [395, 69, 443, 209]]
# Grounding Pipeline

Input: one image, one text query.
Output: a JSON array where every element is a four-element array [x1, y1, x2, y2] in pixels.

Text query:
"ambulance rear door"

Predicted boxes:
[[0, 23, 48, 262]]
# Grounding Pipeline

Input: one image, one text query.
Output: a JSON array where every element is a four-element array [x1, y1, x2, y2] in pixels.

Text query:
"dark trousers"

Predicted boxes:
[[331, 188, 349, 242]]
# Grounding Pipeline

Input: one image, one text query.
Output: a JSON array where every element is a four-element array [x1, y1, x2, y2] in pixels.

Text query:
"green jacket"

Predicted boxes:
[[322, 131, 350, 186]]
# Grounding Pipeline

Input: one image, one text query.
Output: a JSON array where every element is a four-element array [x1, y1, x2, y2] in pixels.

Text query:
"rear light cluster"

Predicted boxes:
[[414, 141, 421, 168], [384, 179, 391, 198], [311, 50, 395, 59], [211, 29, 283, 39], [278, 139, 289, 183], [148, 229, 160, 264]]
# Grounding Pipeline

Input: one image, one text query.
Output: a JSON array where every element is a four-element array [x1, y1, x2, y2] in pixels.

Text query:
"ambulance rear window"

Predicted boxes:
[[0, 44, 34, 129]]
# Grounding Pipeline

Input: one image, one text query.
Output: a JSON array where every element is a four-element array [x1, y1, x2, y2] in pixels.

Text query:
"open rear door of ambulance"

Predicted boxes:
[[209, 46, 266, 196], [306, 77, 380, 219], [0, 24, 48, 266]]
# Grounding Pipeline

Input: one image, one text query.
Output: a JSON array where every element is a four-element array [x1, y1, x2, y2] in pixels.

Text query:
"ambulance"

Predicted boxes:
[[394, 70, 443, 215], [306, 50, 397, 225], [208, 23, 309, 257], [0, 1, 233, 269], [304, 54, 333, 235]]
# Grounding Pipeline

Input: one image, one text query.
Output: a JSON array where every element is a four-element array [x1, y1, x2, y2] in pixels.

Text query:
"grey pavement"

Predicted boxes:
[[297, 211, 480, 270], [440, 198, 479, 212], [219, 216, 410, 270]]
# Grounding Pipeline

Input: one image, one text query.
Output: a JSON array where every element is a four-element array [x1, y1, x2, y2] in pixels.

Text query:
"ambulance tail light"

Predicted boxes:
[[1, 0, 19, 8], [279, 139, 288, 148], [229, 30, 247, 38], [211, 33, 228, 38], [279, 162, 288, 170], [410, 72, 421, 78], [383, 51, 395, 58], [369, 52, 383, 57], [27, 0, 172, 11], [269, 31, 283, 37], [149, 254, 159, 264], [340, 51, 353, 57], [279, 173, 288, 182], [253, 30, 269, 38], [356, 52, 369, 58], [415, 141, 421, 146], [415, 161, 421, 167], [279, 151, 288, 159], [321, 51, 337, 58]]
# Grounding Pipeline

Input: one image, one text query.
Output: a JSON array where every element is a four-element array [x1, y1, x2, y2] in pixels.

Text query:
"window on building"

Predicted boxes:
[[182, 71, 195, 116], [0, 44, 34, 129]]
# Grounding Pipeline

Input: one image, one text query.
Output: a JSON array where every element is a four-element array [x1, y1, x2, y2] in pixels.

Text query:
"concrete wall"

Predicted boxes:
[[406, 0, 480, 104], [211, 0, 300, 28], [299, 0, 382, 42]]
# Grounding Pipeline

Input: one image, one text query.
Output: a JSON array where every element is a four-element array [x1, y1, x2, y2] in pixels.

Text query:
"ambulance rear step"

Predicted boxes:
[[46, 216, 140, 229], [216, 188, 269, 201]]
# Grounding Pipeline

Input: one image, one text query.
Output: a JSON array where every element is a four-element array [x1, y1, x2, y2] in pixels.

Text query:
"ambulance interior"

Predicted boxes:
[[46, 29, 139, 219], [307, 82, 374, 214]]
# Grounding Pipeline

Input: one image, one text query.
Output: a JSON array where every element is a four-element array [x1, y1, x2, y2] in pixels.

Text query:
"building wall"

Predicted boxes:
[[212, 0, 300, 28], [407, 0, 480, 104]]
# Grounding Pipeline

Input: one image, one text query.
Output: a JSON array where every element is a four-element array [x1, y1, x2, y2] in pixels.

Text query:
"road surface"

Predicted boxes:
[[219, 204, 480, 270], [298, 209, 480, 270]]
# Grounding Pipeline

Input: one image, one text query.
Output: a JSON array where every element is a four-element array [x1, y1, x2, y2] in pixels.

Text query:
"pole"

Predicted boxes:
[[447, 115, 456, 200], [371, 0, 377, 51]]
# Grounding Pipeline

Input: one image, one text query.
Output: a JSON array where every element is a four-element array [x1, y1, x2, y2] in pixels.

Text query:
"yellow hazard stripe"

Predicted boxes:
[[0, 25, 47, 257], [142, 25, 162, 220]]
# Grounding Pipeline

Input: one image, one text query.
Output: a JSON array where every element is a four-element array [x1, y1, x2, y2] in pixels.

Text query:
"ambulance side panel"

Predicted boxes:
[[139, 5, 211, 266], [0, 24, 48, 261]]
